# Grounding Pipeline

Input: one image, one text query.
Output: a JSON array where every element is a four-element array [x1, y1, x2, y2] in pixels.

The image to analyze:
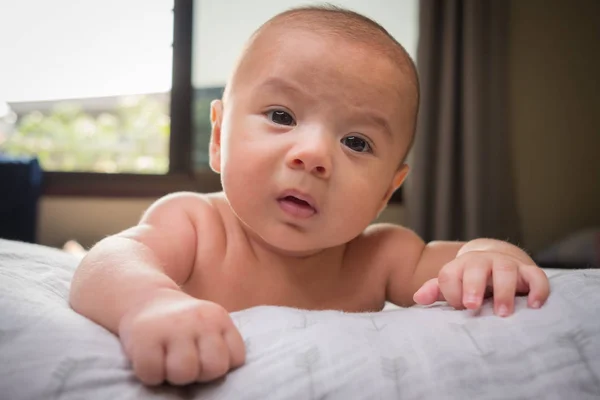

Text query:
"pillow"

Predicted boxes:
[[1, 239, 599, 399]]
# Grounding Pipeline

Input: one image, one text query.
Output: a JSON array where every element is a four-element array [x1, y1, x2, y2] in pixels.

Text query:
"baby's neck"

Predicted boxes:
[[242, 226, 348, 285]]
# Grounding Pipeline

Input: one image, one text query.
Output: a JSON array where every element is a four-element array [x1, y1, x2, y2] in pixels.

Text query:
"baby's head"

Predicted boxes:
[[209, 5, 419, 255], [221, 6, 419, 154]]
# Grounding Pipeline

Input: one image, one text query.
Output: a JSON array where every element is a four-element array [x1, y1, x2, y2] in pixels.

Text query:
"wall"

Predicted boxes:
[[508, 0, 600, 252], [38, 197, 155, 248]]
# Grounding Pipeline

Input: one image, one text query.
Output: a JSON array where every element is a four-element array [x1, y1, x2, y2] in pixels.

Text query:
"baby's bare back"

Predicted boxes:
[[180, 192, 391, 313]]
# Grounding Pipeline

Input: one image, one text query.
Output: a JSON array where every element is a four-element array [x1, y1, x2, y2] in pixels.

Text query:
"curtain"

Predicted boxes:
[[405, 0, 522, 244]]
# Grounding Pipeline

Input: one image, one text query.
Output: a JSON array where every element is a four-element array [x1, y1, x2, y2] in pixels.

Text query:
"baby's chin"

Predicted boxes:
[[253, 227, 332, 257], [226, 197, 350, 256], [238, 220, 336, 257]]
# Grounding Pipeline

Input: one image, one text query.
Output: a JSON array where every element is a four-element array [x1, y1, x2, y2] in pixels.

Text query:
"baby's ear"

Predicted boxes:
[[377, 164, 410, 215], [209, 99, 224, 173]]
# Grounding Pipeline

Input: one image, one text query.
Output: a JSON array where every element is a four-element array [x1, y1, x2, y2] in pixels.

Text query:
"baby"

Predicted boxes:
[[70, 5, 550, 387]]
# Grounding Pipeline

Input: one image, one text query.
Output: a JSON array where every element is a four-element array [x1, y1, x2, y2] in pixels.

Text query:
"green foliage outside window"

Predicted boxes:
[[0, 88, 223, 173], [1, 95, 170, 173]]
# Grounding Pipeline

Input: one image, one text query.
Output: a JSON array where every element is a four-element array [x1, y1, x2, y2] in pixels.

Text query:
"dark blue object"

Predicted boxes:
[[0, 155, 43, 243]]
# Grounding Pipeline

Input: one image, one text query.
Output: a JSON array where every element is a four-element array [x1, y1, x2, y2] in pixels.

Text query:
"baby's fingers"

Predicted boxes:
[[166, 338, 200, 385], [224, 327, 246, 368], [413, 278, 442, 305], [197, 334, 230, 382], [462, 264, 491, 310], [492, 261, 518, 317], [519, 264, 550, 308], [437, 260, 465, 309], [131, 342, 165, 386], [196, 319, 245, 382]]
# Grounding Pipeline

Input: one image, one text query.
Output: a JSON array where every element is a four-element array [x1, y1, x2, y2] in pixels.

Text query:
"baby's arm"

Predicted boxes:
[[70, 192, 200, 332], [69, 193, 244, 385], [382, 225, 549, 315]]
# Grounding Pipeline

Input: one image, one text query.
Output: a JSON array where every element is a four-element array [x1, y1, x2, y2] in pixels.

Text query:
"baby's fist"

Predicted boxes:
[[118, 289, 245, 385]]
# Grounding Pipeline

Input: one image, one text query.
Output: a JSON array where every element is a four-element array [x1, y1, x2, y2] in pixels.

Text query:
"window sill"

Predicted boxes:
[[42, 170, 222, 198]]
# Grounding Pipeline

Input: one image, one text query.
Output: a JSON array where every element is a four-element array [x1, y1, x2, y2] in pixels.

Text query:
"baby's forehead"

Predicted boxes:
[[238, 27, 406, 100], [253, 18, 407, 65], [242, 15, 418, 96]]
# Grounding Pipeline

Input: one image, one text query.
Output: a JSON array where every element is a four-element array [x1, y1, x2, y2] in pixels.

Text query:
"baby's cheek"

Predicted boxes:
[[332, 195, 380, 234]]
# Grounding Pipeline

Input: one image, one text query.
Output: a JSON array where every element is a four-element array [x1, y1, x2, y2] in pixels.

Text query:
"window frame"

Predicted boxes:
[[42, 0, 216, 198], [41, 0, 402, 203]]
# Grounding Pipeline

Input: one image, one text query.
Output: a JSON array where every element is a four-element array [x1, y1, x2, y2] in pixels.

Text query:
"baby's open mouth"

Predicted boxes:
[[277, 193, 317, 218], [283, 196, 311, 207]]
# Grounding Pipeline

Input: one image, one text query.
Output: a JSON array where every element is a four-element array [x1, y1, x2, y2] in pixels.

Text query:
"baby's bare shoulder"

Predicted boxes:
[[138, 191, 230, 250], [144, 191, 232, 265], [358, 223, 423, 249], [146, 191, 218, 210], [143, 191, 224, 223], [349, 223, 425, 272]]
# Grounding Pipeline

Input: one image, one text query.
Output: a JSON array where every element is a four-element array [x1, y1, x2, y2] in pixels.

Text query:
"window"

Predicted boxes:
[[0, 0, 418, 199], [0, 0, 173, 174]]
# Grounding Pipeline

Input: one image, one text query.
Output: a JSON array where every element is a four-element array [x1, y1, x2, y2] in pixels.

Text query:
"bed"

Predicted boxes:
[[1, 238, 599, 399]]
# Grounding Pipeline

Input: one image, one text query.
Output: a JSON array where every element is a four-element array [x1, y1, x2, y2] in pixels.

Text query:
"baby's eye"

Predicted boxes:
[[341, 135, 372, 153], [267, 110, 296, 126]]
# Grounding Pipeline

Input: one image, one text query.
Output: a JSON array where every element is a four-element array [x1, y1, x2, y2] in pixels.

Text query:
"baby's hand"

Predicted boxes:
[[413, 251, 550, 317], [118, 290, 245, 385]]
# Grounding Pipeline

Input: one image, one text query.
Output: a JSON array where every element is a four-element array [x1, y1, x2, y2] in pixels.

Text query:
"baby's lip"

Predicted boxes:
[[277, 189, 318, 213]]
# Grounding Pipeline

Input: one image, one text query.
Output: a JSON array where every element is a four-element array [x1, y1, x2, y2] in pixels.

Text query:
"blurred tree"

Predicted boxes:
[[1, 88, 225, 173], [0, 95, 170, 173]]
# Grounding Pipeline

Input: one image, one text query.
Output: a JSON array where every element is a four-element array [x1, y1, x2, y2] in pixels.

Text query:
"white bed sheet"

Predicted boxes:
[[1, 239, 599, 399]]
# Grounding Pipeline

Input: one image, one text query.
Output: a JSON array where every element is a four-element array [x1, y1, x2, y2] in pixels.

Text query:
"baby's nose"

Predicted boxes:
[[289, 158, 329, 177], [286, 139, 332, 179]]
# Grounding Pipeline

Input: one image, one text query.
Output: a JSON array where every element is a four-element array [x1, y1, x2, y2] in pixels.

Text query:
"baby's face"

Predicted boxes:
[[211, 27, 413, 255]]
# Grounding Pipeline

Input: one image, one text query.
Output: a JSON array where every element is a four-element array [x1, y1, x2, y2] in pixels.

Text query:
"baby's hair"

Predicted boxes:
[[225, 3, 420, 163]]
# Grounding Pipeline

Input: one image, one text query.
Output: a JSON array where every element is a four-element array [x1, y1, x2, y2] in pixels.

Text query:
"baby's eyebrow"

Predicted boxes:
[[255, 77, 308, 98], [360, 112, 392, 138]]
